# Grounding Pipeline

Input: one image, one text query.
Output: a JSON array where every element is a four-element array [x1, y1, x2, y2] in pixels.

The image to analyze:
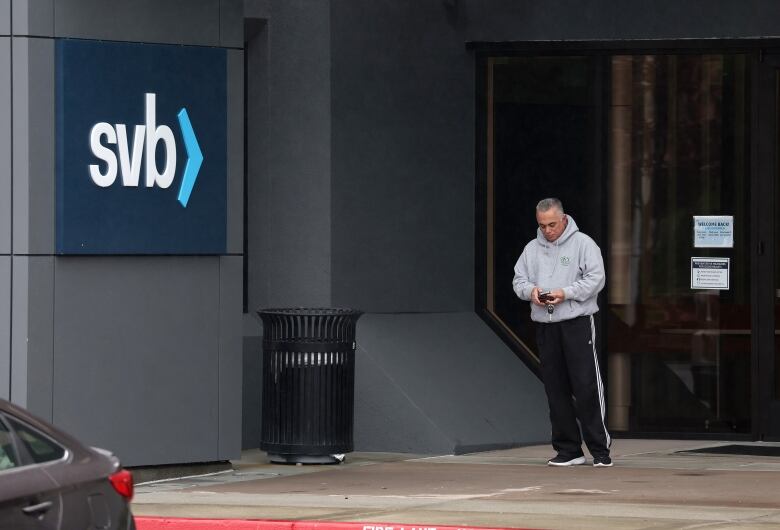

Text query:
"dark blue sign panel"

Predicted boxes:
[[56, 40, 227, 254]]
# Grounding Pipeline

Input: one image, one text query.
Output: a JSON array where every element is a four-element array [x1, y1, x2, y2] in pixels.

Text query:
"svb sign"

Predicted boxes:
[[56, 40, 227, 254], [89, 93, 202, 208]]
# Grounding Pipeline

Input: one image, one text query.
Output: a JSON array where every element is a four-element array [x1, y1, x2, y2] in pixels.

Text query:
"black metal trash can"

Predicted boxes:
[[257, 308, 362, 464]]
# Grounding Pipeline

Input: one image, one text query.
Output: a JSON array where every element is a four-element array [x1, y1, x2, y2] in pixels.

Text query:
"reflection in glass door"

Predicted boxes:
[[605, 54, 751, 434], [768, 85, 780, 416], [482, 56, 603, 368], [776, 91, 780, 427]]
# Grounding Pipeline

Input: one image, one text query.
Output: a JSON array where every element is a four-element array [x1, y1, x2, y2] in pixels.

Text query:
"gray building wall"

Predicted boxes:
[[242, 0, 547, 454], [0, 33, 9, 257], [242, 0, 341, 450], [327, 0, 541, 453], [8, 0, 244, 466], [1, 1, 8, 34], [330, 0, 474, 313], [1, 3, 10, 401], [12, 36, 54, 256], [245, 0, 332, 310], [355, 313, 548, 454], [51, 257, 235, 464], [242, 0, 780, 454], [11, 256, 54, 420], [0, 258, 9, 401]]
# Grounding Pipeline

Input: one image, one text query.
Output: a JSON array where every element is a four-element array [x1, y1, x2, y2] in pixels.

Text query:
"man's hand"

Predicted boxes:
[[547, 288, 566, 305], [531, 287, 545, 306], [533, 287, 566, 305]]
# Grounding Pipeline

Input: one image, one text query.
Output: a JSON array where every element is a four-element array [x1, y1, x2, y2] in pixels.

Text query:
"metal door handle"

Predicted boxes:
[[22, 500, 53, 516]]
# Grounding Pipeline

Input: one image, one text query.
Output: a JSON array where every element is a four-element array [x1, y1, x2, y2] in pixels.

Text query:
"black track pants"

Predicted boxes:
[[537, 314, 611, 458]]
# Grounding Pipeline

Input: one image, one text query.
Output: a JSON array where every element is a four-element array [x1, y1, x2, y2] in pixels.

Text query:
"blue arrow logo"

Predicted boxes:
[[176, 108, 203, 208]]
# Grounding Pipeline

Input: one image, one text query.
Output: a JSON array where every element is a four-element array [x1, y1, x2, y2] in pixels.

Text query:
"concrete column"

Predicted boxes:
[[250, 0, 332, 309]]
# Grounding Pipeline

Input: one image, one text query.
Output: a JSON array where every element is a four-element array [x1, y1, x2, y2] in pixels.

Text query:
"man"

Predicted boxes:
[[512, 198, 612, 467]]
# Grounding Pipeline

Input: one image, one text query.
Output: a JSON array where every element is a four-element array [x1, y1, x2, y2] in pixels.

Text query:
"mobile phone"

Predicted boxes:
[[539, 290, 553, 302]]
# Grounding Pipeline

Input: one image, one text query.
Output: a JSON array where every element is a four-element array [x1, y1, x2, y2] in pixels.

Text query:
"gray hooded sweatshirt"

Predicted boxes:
[[512, 215, 605, 323]]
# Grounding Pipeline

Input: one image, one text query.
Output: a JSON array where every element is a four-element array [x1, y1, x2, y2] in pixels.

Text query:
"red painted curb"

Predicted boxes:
[[135, 517, 535, 530]]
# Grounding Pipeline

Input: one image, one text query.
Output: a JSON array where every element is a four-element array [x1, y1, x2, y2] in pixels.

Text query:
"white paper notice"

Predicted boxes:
[[693, 215, 734, 248], [691, 257, 730, 290]]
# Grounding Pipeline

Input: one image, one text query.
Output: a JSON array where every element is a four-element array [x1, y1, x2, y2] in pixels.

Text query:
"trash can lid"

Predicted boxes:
[[257, 308, 363, 317]]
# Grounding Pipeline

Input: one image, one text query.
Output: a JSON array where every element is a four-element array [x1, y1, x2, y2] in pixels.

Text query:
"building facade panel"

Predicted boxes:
[[220, 0, 244, 48], [330, 0, 474, 313], [354, 313, 548, 453], [10, 256, 54, 420], [12, 36, 54, 255], [0, 37, 10, 254], [0, 257, 10, 400], [53, 0, 221, 46], [244, 0, 269, 20], [227, 49, 244, 255], [354, 341, 453, 454], [12, 0, 54, 37], [219, 256, 242, 458], [52, 257, 222, 466], [0, 0, 9, 35], [244, 18, 268, 313], [261, 0, 331, 308], [241, 323, 263, 449]]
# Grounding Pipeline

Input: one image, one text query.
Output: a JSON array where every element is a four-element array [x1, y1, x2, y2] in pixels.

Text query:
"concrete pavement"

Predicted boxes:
[[132, 440, 780, 529]]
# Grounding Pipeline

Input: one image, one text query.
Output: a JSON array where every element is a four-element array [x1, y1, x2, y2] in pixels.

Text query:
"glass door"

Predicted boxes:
[[605, 54, 752, 435], [756, 55, 780, 439], [480, 49, 780, 438]]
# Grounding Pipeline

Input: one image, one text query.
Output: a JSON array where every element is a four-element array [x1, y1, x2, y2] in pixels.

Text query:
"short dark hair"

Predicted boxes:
[[536, 198, 564, 214]]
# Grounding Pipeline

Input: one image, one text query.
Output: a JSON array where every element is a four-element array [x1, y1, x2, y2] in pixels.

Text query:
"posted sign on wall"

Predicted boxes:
[[56, 40, 227, 254]]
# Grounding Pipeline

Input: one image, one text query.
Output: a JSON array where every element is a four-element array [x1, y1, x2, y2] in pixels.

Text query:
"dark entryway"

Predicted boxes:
[[755, 54, 780, 440], [478, 45, 780, 440]]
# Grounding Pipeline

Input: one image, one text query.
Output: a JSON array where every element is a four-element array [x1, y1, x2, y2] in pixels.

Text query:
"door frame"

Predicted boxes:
[[754, 52, 780, 440]]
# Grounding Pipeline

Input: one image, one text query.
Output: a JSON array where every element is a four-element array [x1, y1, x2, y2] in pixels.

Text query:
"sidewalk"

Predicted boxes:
[[132, 439, 780, 529]]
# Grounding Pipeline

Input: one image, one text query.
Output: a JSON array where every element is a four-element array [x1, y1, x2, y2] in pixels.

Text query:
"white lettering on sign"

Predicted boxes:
[[144, 93, 177, 188], [116, 124, 145, 187], [88, 93, 177, 189], [88, 122, 118, 187]]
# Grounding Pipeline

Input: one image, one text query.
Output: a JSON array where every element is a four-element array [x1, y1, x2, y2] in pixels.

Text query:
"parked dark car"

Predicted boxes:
[[0, 398, 135, 529]]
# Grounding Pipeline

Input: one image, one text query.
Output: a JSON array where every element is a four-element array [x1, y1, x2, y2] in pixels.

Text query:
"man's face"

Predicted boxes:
[[536, 208, 567, 242]]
